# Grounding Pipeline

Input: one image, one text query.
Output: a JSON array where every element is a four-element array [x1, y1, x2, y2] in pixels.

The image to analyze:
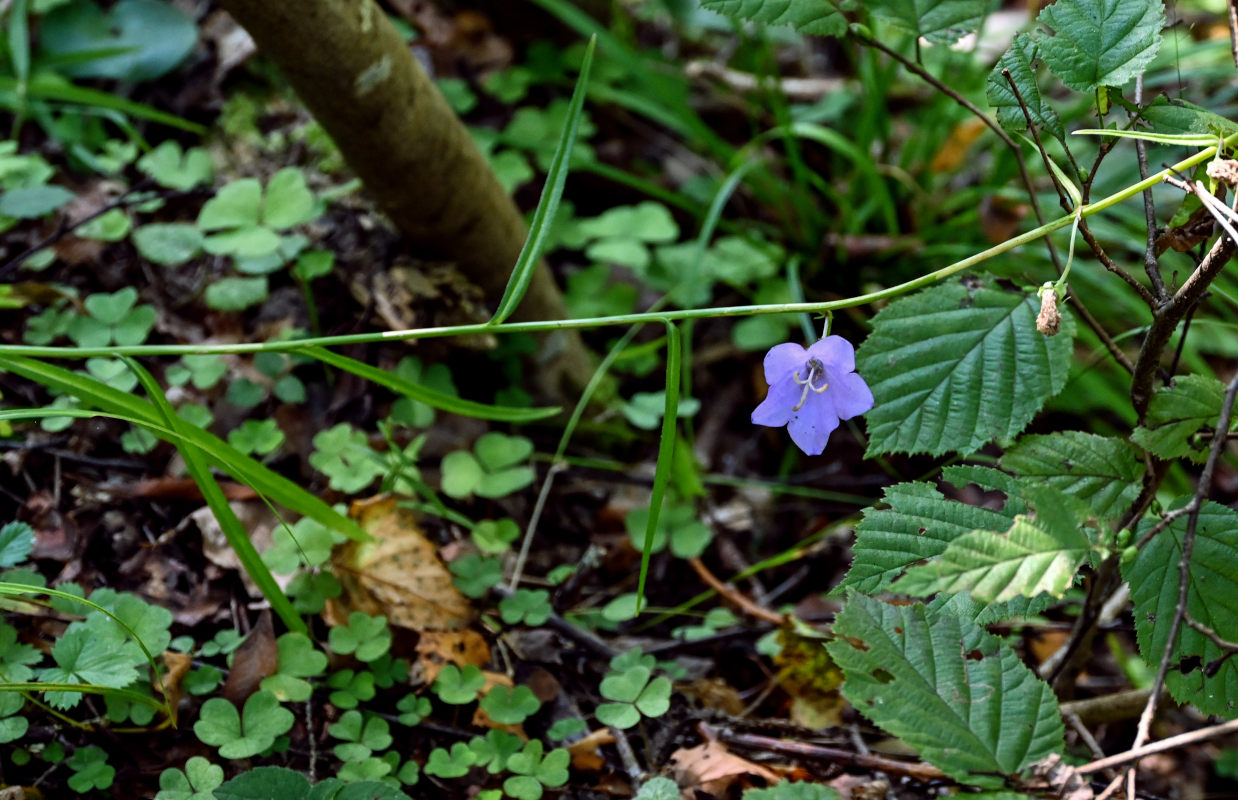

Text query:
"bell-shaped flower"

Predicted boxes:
[[751, 336, 874, 456]]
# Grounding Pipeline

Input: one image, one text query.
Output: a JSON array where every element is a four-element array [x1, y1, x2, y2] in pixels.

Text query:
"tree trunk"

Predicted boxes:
[[217, 0, 594, 396]]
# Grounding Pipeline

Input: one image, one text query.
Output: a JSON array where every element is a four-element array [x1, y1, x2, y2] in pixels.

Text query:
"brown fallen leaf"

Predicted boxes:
[[160, 651, 193, 725], [567, 728, 615, 771], [331, 496, 473, 631], [223, 610, 278, 705], [670, 737, 780, 796], [415, 630, 491, 684]]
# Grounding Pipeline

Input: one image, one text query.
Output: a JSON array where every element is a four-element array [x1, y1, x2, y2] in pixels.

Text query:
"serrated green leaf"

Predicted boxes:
[[857, 276, 1074, 457], [1138, 96, 1238, 137], [836, 481, 1018, 594], [1132, 375, 1229, 462], [826, 595, 1064, 786], [1037, 0, 1165, 92], [868, 0, 986, 44], [1000, 432, 1143, 520], [699, 0, 849, 36], [1126, 501, 1238, 716], [929, 590, 1053, 626], [894, 487, 1093, 602], [986, 33, 1064, 142]]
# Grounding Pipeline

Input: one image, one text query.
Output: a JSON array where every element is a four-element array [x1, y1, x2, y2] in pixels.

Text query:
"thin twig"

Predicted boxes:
[[1229, 0, 1238, 70], [1132, 76, 1169, 300], [1076, 221, 1156, 306], [700, 722, 948, 782], [1080, 717, 1238, 775], [686, 557, 785, 626], [1002, 68, 1073, 212]]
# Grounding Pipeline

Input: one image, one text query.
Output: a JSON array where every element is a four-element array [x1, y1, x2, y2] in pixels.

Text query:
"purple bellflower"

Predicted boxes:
[[751, 336, 874, 456]]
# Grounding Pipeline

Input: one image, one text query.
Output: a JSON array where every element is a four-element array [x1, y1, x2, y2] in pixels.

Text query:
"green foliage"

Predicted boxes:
[[66, 745, 113, 793], [986, 34, 1065, 143], [866, 0, 985, 44], [194, 690, 294, 759], [473, 518, 521, 554], [396, 693, 432, 726], [1126, 501, 1238, 716], [424, 742, 477, 778], [837, 467, 1020, 594], [621, 391, 700, 430], [432, 663, 486, 705], [1132, 375, 1230, 462], [0, 521, 35, 567], [499, 588, 553, 626], [39, 0, 196, 82], [328, 612, 392, 663], [441, 432, 536, 499], [329, 710, 393, 762], [1000, 432, 1143, 520], [68, 287, 156, 347], [260, 633, 328, 702], [310, 423, 387, 493], [1036, 0, 1165, 91], [827, 594, 1064, 787], [624, 499, 711, 559], [635, 777, 682, 800], [137, 141, 213, 190], [596, 658, 672, 729], [503, 740, 570, 800], [37, 620, 139, 709], [450, 553, 503, 598], [326, 669, 376, 710], [743, 783, 840, 800], [698, 0, 849, 37], [858, 276, 1075, 457], [0, 184, 74, 218], [156, 756, 225, 800], [133, 223, 205, 265], [479, 685, 542, 725], [894, 486, 1094, 603]]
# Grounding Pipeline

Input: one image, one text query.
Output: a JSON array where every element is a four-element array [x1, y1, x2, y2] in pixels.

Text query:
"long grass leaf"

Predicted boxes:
[[635, 321, 681, 610], [0, 355, 366, 542], [122, 357, 305, 634], [301, 346, 559, 422], [489, 37, 596, 325]]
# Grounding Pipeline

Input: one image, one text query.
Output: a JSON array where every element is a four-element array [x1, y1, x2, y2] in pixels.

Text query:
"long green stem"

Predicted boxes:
[[0, 142, 1220, 362]]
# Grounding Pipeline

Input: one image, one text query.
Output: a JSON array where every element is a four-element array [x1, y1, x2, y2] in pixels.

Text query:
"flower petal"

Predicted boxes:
[[787, 391, 841, 456], [831, 372, 875, 420], [806, 336, 855, 373], [762, 342, 808, 386], [751, 377, 800, 427]]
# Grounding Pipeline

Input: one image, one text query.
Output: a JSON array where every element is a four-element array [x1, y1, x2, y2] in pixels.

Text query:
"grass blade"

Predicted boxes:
[[121, 356, 306, 634], [635, 320, 681, 610], [488, 36, 596, 325], [302, 346, 560, 422], [0, 354, 366, 542]]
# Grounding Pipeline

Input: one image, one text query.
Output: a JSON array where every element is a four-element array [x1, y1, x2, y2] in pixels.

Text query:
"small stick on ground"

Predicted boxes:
[[687, 558, 785, 626]]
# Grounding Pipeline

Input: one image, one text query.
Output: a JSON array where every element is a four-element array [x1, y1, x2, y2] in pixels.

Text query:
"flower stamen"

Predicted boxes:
[[791, 358, 829, 411]]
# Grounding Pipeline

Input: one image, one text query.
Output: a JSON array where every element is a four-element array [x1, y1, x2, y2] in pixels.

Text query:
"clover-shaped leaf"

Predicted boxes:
[[194, 690, 294, 759], [204, 276, 270, 311], [133, 223, 205, 266], [329, 710, 393, 762], [472, 518, 521, 554], [310, 423, 387, 493], [326, 668, 377, 709], [67, 746, 114, 793], [424, 742, 477, 778], [259, 633, 328, 702], [499, 589, 552, 627], [449, 553, 503, 599], [396, 694, 432, 726], [155, 756, 224, 800], [432, 663, 486, 705], [228, 419, 285, 456], [198, 179, 262, 231], [625, 501, 711, 559], [138, 142, 213, 191], [329, 612, 392, 662], [468, 729, 524, 773], [503, 740, 570, 800], [479, 684, 541, 724], [441, 433, 535, 499], [597, 665, 672, 729]]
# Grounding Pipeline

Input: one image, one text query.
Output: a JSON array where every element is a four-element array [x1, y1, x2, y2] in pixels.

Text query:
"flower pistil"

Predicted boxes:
[[791, 358, 829, 411]]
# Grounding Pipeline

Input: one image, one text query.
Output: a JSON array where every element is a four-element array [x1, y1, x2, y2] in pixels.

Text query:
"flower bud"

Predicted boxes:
[[1206, 158, 1238, 186], [1036, 287, 1061, 336]]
